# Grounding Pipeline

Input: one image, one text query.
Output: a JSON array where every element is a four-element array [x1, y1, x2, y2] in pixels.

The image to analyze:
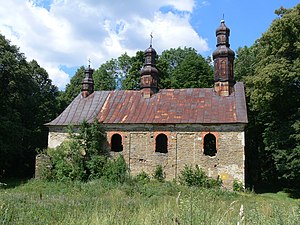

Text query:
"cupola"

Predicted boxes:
[[140, 40, 159, 98], [212, 20, 235, 96], [82, 64, 94, 98]]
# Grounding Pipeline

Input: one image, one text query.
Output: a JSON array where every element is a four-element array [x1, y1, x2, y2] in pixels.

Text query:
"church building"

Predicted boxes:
[[45, 20, 248, 188]]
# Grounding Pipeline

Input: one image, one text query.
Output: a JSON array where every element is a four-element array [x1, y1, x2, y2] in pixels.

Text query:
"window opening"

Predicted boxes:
[[111, 134, 123, 152], [155, 134, 168, 153], [204, 133, 217, 156]]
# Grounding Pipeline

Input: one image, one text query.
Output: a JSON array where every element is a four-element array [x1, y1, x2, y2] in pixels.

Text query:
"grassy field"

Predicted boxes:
[[1, 179, 299, 225]]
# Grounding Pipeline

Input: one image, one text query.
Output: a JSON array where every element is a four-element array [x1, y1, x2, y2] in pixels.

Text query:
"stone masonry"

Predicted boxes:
[[48, 123, 245, 189]]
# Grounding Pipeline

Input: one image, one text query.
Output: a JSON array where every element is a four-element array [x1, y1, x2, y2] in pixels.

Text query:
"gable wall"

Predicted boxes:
[[48, 126, 69, 148]]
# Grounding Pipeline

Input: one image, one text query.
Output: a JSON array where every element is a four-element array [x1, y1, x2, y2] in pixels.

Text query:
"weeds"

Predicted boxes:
[[153, 165, 165, 182], [0, 179, 299, 224], [179, 165, 222, 188], [233, 179, 244, 192]]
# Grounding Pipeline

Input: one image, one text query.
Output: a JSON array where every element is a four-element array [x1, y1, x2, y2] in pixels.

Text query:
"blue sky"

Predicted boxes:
[[190, 0, 300, 54], [0, 0, 299, 89]]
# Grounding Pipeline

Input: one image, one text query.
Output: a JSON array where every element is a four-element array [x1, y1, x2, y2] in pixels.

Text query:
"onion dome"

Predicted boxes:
[[141, 46, 159, 76], [82, 65, 94, 98], [212, 20, 235, 96], [213, 20, 235, 59], [140, 44, 159, 97]]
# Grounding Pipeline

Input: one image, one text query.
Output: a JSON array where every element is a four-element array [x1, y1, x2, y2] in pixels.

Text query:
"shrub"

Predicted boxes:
[[86, 155, 107, 179], [179, 165, 221, 188], [68, 120, 107, 156], [153, 165, 165, 182], [39, 121, 129, 183], [207, 177, 222, 188], [46, 140, 86, 181], [134, 171, 151, 184], [233, 179, 244, 192], [103, 155, 128, 183]]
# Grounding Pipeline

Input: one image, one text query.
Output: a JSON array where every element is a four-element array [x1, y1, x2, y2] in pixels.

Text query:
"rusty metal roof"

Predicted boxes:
[[46, 91, 110, 126], [46, 82, 248, 126]]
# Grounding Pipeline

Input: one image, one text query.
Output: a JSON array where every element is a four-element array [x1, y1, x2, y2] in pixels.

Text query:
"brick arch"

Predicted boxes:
[[155, 133, 168, 153], [154, 132, 170, 153], [110, 133, 123, 152], [201, 132, 219, 156]]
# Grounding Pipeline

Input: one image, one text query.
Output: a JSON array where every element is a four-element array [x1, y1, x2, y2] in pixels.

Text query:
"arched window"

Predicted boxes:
[[155, 134, 168, 153], [203, 133, 217, 156], [111, 134, 123, 152]]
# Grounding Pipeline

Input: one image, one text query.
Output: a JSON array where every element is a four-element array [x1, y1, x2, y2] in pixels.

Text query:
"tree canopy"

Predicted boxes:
[[235, 3, 300, 187], [157, 47, 213, 89], [0, 34, 60, 177]]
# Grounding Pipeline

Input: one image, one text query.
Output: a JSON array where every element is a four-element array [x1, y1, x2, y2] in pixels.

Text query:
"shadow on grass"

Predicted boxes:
[[283, 188, 300, 199], [254, 183, 282, 194], [0, 178, 30, 189], [253, 183, 300, 199]]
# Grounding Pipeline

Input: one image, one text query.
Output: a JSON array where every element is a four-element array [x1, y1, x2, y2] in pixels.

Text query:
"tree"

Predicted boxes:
[[0, 35, 28, 176], [41, 120, 128, 182], [61, 47, 213, 96], [95, 52, 144, 91], [157, 47, 213, 89], [235, 4, 300, 187], [120, 51, 144, 90], [25, 60, 60, 173], [234, 46, 256, 81], [93, 59, 117, 90], [59, 66, 85, 108], [0, 34, 60, 177]]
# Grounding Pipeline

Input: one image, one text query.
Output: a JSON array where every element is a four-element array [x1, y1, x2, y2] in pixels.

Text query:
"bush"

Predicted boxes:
[[68, 120, 107, 156], [39, 121, 129, 183], [46, 140, 86, 181], [153, 165, 165, 182], [207, 177, 222, 188], [179, 165, 221, 188], [233, 179, 244, 192], [134, 171, 150, 184], [86, 155, 107, 179], [103, 155, 128, 183]]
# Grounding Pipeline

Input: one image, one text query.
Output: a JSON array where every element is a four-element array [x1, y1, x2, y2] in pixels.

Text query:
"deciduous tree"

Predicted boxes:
[[0, 34, 59, 177], [157, 47, 213, 89], [235, 4, 300, 187]]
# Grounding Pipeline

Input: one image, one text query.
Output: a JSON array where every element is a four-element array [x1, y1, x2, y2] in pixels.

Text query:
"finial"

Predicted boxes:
[[88, 58, 91, 68], [150, 32, 153, 47], [221, 13, 225, 23]]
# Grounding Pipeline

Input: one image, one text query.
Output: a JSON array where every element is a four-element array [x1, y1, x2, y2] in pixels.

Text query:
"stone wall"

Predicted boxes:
[[105, 124, 246, 189], [47, 123, 246, 189], [48, 126, 69, 148], [35, 154, 51, 179]]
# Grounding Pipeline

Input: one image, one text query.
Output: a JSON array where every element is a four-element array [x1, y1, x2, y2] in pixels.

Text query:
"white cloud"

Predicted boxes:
[[164, 0, 195, 12], [140, 11, 209, 53], [0, 0, 209, 89], [45, 64, 70, 89]]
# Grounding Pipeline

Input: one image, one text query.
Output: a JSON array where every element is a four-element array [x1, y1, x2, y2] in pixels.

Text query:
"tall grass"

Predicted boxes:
[[1, 179, 299, 224]]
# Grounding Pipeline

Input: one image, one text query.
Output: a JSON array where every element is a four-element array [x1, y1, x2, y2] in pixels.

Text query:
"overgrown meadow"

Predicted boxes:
[[1, 179, 300, 225]]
